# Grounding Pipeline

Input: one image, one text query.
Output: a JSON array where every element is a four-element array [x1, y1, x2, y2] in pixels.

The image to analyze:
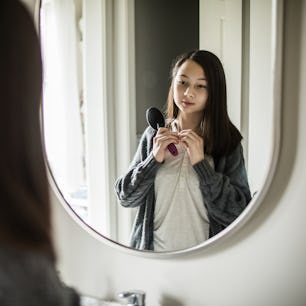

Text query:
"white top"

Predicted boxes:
[[153, 137, 214, 251]]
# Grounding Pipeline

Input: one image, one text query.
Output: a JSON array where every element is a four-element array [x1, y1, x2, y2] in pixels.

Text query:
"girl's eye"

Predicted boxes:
[[177, 80, 186, 85], [197, 84, 207, 89]]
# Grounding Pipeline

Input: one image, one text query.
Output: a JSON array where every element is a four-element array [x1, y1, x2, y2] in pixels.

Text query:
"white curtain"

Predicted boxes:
[[40, 0, 85, 197]]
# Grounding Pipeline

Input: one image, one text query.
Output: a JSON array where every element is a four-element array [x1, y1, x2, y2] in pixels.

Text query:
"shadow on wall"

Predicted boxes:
[[160, 294, 185, 306]]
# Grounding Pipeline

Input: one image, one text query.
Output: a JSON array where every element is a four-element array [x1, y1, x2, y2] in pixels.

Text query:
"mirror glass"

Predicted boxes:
[[39, 0, 279, 253]]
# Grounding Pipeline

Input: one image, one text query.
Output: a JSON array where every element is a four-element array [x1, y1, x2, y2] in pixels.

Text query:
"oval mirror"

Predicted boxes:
[[39, 0, 283, 256]]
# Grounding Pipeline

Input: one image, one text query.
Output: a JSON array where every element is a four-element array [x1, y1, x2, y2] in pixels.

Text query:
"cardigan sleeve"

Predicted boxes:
[[193, 143, 251, 227], [114, 127, 160, 208]]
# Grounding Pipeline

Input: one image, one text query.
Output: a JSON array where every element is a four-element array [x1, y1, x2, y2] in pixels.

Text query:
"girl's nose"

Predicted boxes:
[[184, 86, 195, 98]]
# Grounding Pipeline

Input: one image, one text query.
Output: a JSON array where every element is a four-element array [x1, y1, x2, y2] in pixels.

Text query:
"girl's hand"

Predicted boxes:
[[153, 128, 179, 163], [179, 129, 205, 165]]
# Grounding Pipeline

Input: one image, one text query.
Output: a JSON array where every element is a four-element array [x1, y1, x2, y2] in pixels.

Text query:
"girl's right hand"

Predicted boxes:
[[153, 128, 179, 163]]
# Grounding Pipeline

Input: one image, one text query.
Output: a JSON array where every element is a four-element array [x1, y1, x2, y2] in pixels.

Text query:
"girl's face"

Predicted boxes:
[[173, 59, 208, 116]]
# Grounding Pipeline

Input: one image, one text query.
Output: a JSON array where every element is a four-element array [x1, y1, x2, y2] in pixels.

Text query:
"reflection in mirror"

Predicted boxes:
[[40, 0, 277, 253], [115, 50, 252, 251]]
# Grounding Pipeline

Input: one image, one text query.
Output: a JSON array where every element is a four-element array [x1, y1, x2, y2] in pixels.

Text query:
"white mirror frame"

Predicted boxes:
[[40, 0, 283, 258]]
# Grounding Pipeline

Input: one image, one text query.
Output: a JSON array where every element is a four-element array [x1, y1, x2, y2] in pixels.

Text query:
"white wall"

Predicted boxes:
[[50, 1, 306, 305], [200, 0, 242, 131], [248, 0, 274, 195]]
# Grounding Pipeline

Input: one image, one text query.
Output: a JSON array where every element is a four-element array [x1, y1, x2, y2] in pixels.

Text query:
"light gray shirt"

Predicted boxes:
[[154, 143, 213, 251]]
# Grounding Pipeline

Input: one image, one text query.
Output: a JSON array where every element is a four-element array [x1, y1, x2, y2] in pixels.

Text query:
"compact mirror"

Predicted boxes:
[[39, 0, 283, 256]]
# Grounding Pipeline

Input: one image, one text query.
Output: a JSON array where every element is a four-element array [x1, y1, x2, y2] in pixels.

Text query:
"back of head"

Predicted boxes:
[[0, 0, 55, 260]]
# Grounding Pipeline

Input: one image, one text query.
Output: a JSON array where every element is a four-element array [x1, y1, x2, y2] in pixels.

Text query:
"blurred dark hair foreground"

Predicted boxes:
[[0, 0, 55, 261]]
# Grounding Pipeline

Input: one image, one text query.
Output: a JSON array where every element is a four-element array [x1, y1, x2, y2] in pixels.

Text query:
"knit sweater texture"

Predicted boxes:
[[115, 126, 252, 250]]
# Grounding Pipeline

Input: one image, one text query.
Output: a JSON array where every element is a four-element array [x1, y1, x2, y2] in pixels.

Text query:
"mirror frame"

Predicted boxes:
[[38, 0, 284, 258]]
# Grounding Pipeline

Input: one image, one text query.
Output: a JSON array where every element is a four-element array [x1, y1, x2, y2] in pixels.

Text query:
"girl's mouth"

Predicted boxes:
[[182, 101, 194, 107]]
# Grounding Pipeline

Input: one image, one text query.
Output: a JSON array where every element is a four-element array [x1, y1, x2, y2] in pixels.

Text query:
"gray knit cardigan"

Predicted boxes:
[[115, 126, 251, 250]]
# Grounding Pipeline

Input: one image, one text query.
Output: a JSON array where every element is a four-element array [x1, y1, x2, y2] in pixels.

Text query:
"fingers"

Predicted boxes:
[[178, 129, 204, 165], [155, 127, 177, 137], [154, 128, 179, 144], [154, 135, 178, 146], [155, 127, 168, 134], [153, 128, 179, 163], [154, 134, 179, 149], [152, 128, 204, 164], [178, 130, 202, 147]]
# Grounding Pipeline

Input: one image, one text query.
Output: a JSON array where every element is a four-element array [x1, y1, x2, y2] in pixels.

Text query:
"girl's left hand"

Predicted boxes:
[[179, 129, 205, 165]]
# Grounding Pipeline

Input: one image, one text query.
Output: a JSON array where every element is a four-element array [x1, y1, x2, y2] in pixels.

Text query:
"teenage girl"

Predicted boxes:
[[115, 50, 251, 251]]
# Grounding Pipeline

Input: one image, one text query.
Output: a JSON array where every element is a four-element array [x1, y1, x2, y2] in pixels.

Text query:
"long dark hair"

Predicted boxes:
[[166, 50, 242, 159], [0, 0, 56, 261]]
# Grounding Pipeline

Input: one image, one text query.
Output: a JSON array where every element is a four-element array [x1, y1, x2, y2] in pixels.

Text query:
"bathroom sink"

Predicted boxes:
[[80, 295, 124, 306]]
